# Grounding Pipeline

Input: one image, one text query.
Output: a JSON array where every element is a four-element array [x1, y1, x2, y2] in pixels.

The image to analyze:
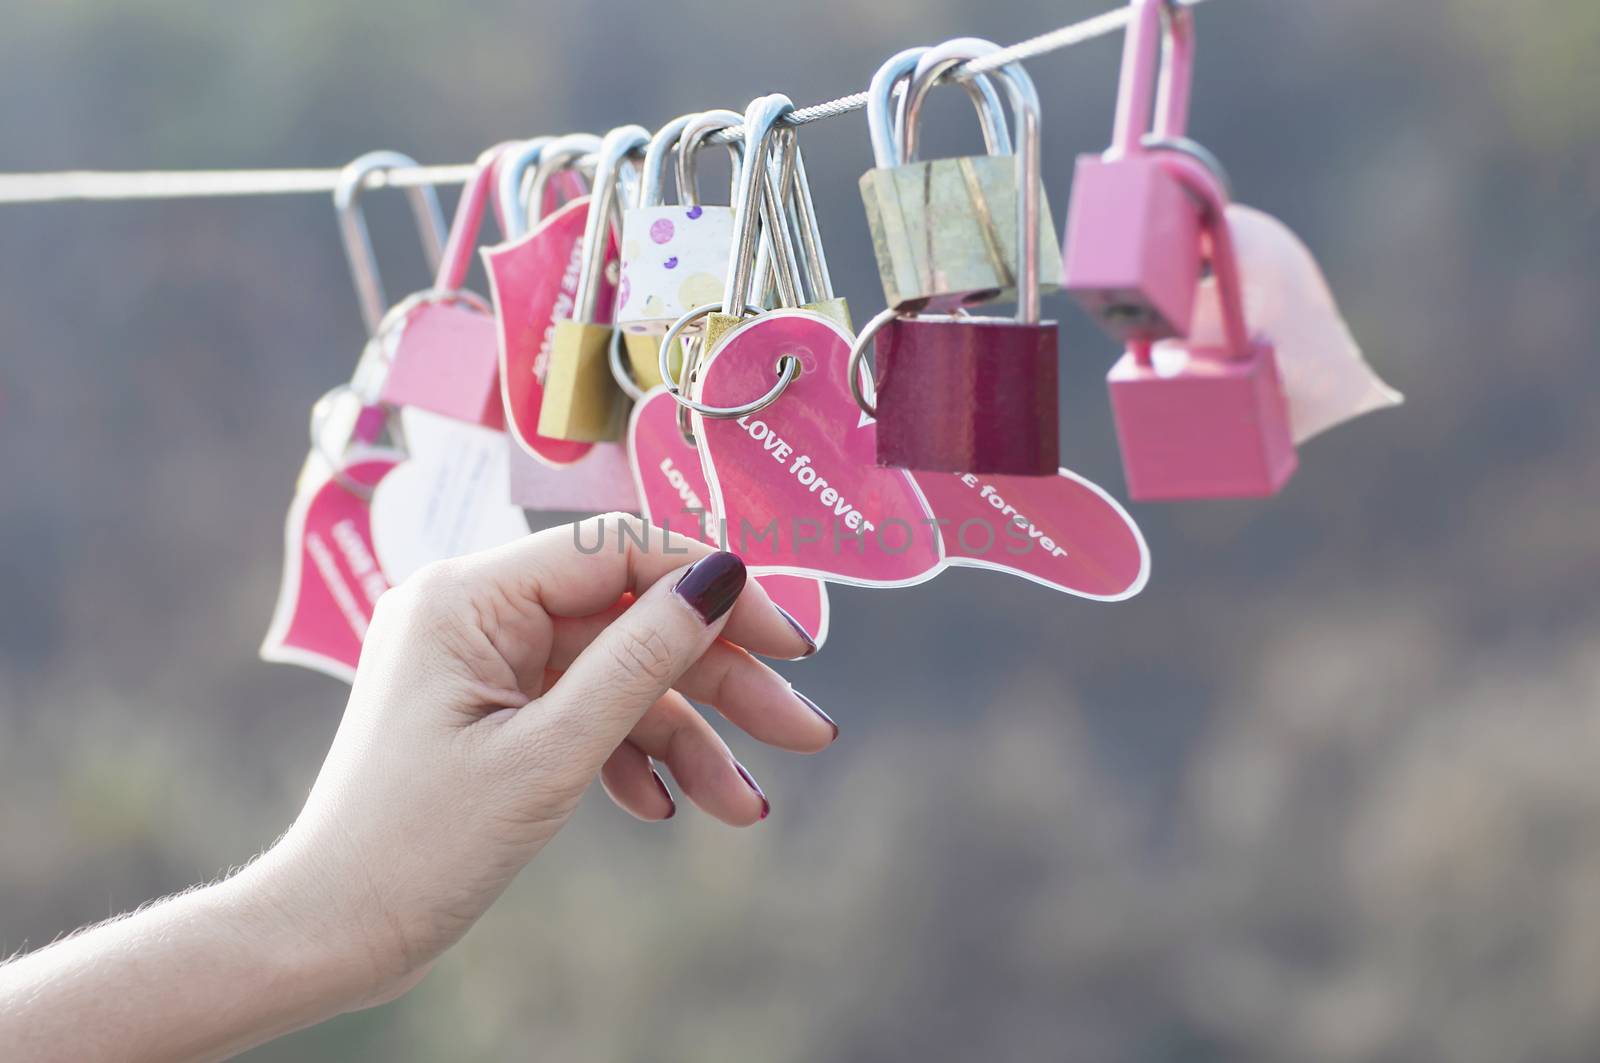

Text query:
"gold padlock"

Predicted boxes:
[[622, 332, 671, 390], [858, 40, 1062, 313], [537, 124, 651, 441], [541, 320, 625, 440]]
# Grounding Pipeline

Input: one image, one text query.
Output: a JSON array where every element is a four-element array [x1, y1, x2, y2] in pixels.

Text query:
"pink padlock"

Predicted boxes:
[[375, 144, 512, 428], [1107, 150, 1297, 500], [1062, 0, 1201, 342]]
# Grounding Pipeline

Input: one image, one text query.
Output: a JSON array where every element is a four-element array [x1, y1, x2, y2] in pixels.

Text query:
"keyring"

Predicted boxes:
[[846, 304, 901, 419], [308, 384, 389, 499], [608, 328, 648, 403], [1141, 135, 1233, 199], [657, 301, 796, 419]]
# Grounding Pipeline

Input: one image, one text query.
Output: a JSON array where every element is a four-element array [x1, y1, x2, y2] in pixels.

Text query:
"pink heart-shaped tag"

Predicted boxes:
[[910, 468, 1149, 600], [483, 196, 601, 467], [380, 300, 504, 429], [261, 452, 400, 683], [696, 311, 943, 588], [629, 385, 830, 645]]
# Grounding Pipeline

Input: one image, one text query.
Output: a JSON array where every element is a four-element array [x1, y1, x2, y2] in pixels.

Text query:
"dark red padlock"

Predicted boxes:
[[848, 44, 1060, 477], [1107, 150, 1297, 500], [870, 315, 1058, 475], [1062, 0, 1202, 343]]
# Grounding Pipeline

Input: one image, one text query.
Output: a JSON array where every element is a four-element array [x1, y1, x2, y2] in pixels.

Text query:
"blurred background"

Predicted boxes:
[[3, 0, 1598, 1059]]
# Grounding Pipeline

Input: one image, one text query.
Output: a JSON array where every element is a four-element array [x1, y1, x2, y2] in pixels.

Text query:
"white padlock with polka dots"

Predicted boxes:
[[616, 109, 743, 335]]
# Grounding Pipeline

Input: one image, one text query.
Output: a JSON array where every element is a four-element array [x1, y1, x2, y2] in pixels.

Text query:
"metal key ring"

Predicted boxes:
[[659, 301, 798, 418], [846, 305, 903, 419], [308, 384, 388, 499], [608, 328, 648, 403], [1141, 135, 1233, 199]]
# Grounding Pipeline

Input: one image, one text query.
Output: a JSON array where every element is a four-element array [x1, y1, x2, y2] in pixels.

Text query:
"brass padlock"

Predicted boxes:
[[537, 125, 650, 442], [859, 39, 1062, 313]]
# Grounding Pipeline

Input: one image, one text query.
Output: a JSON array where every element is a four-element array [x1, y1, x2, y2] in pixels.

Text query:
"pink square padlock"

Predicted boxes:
[[376, 144, 511, 429], [1062, 0, 1201, 342], [1107, 150, 1297, 500]]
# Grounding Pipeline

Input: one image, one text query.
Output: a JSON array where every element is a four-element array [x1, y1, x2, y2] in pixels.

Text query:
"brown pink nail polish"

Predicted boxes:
[[651, 769, 676, 820], [793, 689, 838, 740], [774, 605, 818, 658], [673, 551, 746, 624], [732, 759, 770, 821]]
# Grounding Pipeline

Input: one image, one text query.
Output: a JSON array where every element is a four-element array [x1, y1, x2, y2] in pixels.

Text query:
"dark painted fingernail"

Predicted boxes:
[[651, 769, 676, 820], [673, 551, 746, 624], [732, 759, 770, 820], [793, 689, 838, 741], [774, 605, 818, 658]]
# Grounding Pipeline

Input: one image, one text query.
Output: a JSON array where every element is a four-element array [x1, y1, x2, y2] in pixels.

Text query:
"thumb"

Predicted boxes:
[[501, 550, 747, 774]]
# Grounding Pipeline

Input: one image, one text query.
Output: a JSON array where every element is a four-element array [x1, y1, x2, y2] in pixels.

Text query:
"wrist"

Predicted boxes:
[[213, 845, 393, 1021]]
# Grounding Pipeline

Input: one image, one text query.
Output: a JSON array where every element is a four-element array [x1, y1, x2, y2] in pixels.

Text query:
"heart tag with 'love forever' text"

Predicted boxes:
[[629, 385, 830, 646], [262, 451, 400, 683], [695, 310, 943, 588], [483, 196, 597, 467], [910, 468, 1149, 600], [370, 407, 528, 585]]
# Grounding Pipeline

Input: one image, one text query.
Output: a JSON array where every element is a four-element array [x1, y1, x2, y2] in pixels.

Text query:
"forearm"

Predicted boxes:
[[0, 859, 359, 1063]]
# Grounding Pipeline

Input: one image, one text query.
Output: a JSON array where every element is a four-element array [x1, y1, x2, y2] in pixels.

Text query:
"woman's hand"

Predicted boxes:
[[251, 513, 835, 1007], [0, 515, 835, 1063]]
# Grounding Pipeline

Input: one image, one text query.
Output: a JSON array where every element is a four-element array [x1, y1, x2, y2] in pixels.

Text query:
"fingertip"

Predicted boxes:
[[651, 768, 677, 820], [671, 551, 746, 625], [731, 758, 770, 823]]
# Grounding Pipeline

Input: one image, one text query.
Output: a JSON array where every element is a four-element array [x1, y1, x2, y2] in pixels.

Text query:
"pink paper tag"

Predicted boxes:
[[1174, 204, 1402, 444], [482, 197, 597, 467], [696, 311, 943, 588], [628, 385, 830, 646], [910, 469, 1149, 600], [261, 452, 400, 683], [506, 439, 640, 514], [379, 301, 504, 428]]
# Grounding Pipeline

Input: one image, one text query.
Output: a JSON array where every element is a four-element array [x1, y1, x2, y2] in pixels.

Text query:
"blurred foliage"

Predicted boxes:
[[3, 0, 1600, 1060], [1449, 0, 1600, 149]]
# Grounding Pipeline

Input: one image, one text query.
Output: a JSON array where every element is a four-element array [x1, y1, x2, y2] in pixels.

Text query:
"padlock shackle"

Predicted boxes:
[[334, 150, 449, 336], [779, 129, 835, 304], [638, 114, 696, 208], [1153, 149, 1250, 361], [675, 109, 746, 208], [1110, 0, 1195, 158], [527, 133, 602, 229], [572, 125, 651, 324], [433, 141, 519, 294], [722, 94, 796, 316], [758, 127, 805, 311], [496, 137, 553, 240], [866, 47, 1013, 169], [905, 40, 1044, 324], [900, 52, 1015, 165]]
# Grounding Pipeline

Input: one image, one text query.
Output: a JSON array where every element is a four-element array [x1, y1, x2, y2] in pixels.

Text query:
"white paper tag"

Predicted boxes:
[[371, 407, 529, 584]]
